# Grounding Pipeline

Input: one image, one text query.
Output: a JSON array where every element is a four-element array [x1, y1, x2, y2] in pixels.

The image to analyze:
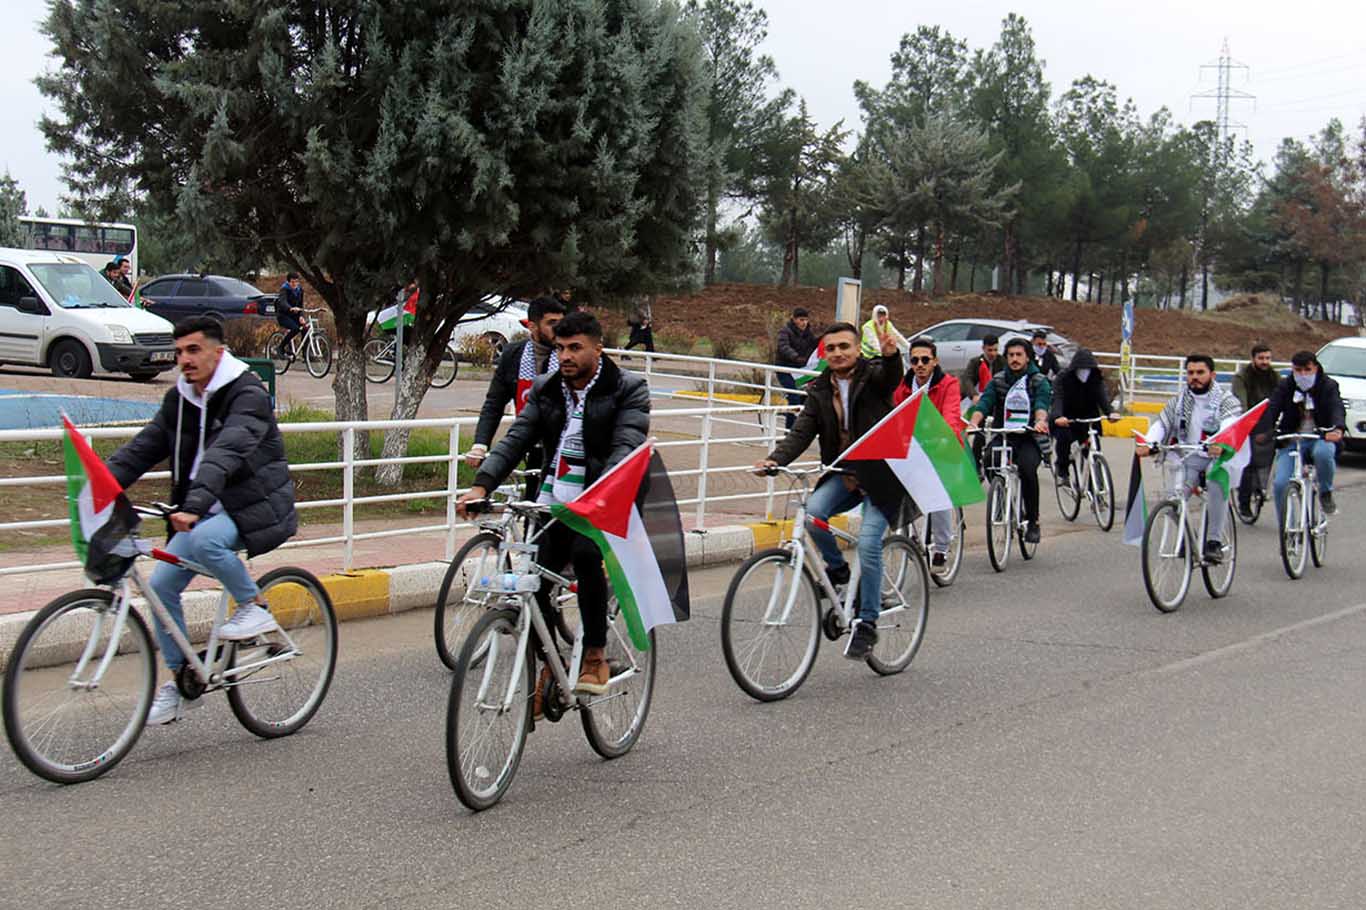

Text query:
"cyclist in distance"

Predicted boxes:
[[960, 333, 1005, 476], [105, 316, 298, 725], [456, 310, 649, 699], [1135, 354, 1242, 563], [275, 272, 306, 362], [1049, 348, 1119, 488], [893, 336, 966, 569], [1255, 349, 1346, 516], [753, 321, 904, 661], [967, 337, 1053, 544], [1231, 343, 1279, 520], [466, 296, 567, 496]]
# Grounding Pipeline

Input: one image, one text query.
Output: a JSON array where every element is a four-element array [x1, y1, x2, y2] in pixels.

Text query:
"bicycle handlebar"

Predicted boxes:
[[1275, 430, 1339, 442], [132, 502, 177, 518], [1066, 416, 1110, 424]]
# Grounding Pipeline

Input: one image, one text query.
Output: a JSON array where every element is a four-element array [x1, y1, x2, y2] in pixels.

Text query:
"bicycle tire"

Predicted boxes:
[[1092, 454, 1116, 532], [926, 507, 964, 588], [864, 535, 929, 675], [267, 330, 290, 375], [1309, 487, 1327, 568], [3, 589, 155, 784], [1235, 489, 1264, 526], [363, 338, 394, 383], [1142, 500, 1191, 613], [986, 475, 1011, 572], [435, 532, 506, 670], [447, 608, 531, 811], [720, 547, 822, 702], [1200, 502, 1237, 598], [226, 567, 338, 738], [305, 334, 333, 379], [429, 344, 459, 389], [1279, 481, 1307, 579], [581, 624, 656, 759], [1055, 456, 1082, 521]]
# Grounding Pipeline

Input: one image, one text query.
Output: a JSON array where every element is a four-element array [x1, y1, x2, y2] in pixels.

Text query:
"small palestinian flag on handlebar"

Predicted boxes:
[[61, 415, 140, 585], [794, 338, 828, 388]]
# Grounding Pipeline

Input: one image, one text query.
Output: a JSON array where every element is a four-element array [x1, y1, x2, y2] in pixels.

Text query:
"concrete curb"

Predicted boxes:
[[0, 516, 860, 669]]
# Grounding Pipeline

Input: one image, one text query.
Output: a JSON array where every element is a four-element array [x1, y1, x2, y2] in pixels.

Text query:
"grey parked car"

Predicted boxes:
[[909, 318, 1078, 374], [139, 274, 277, 325]]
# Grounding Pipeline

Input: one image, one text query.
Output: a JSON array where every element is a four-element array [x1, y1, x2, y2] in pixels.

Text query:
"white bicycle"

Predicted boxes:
[[1139, 442, 1237, 613], [1053, 416, 1117, 531], [1274, 430, 1334, 579]]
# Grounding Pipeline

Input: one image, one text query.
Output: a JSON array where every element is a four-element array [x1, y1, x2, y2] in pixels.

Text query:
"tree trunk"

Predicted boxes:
[[1178, 263, 1188, 310], [1200, 263, 1210, 311], [328, 288, 369, 461], [912, 225, 926, 293], [1070, 238, 1083, 302], [1086, 273, 1094, 303], [1045, 269, 1053, 297], [1120, 252, 1129, 305], [950, 251, 960, 292], [896, 238, 907, 290], [1002, 222, 1018, 294], [703, 194, 719, 285], [846, 226, 865, 280], [1292, 260, 1304, 314], [931, 223, 946, 297], [374, 331, 444, 487], [1320, 262, 1331, 320], [968, 261, 976, 292]]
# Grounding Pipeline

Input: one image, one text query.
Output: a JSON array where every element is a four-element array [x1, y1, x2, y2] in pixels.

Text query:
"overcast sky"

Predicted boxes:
[[3, 0, 1364, 214]]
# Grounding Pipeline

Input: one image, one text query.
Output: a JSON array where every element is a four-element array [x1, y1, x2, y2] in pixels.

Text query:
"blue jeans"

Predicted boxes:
[[148, 512, 260, 671], [1272, 439, 1336, 523], [807, 476, 890, 624]]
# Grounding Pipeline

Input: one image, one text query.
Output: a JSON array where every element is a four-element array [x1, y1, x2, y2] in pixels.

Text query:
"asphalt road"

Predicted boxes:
[[3, 466, 1365, 909]]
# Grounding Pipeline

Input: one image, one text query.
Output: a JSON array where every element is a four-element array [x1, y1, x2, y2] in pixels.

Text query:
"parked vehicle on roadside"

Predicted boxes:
[[911, 318, 1077, 374], [0, 248, 176, 380], [1315, 337, 1366, 453], [364, 295, 529, 359], [139, 273, 277, 325]]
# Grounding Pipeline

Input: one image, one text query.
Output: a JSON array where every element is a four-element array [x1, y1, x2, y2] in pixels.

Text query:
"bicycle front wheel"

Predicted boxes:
[[226, 568, 338, 738], [447, 609, 531, 811], [1309, 488, 1327, 567], [3, 590, 155, 784], [581, 616, 656, 759], [267, 331, 290, 375], [435, 532, 506, 670], [1279, 481, 1307, 579], [1091, 454, 1116, 532], [986, 475, 1011, 572], [926, 507, 964, 588], [720, 547, 821, 701], [865, 535, 929, 675], [1142, 500, 1191, 613], [1200, 502, 1237, 598], [363, 338, 394, 383], [429, 345, 459, 388], [305, 334, 333, 378]]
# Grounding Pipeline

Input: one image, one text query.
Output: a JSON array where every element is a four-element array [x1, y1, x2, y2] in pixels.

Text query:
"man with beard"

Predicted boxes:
[[1231, 343, 1278, 520], [894, 337, 966, 569]]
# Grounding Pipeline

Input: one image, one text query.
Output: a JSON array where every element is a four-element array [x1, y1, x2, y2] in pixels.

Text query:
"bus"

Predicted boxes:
[[16, 216, 138, 279]]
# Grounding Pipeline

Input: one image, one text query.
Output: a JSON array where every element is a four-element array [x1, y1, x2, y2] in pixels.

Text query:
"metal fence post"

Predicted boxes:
[[763, 367, 777, 520], [695, 409, 712, 531], [446, 422, 462, 560], [342, 426, 355, 572]]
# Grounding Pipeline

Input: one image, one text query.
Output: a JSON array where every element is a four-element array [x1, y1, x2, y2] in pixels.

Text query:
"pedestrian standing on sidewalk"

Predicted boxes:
[[774, 307, 818, 430]]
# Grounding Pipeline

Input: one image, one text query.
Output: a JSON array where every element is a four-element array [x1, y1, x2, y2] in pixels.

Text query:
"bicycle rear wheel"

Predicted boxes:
[[429, 345, 458, 388], [1055, 456, 1081, 521], [581, 614, 656, 759], [1279, 481, 1307, 579], [1142, 500, 1191, 613], [435, 532, 506, 670], [1091, 454, 1116, 532], [865, 535, 929, 676], [986, 475, 1011, 572], [305, 334, 333, 379], [3, 590, 155, 784], [720, 547, 821, 701], [363, 338, 394, 382], [447, 608, 531, 811], [1309, 488, 1327, 567], [226, 568, 338, 738], [1200, 502, 1237, 598], [1236, 489, 1264, 525], [926, 507, 964, 587], [267, 331, 290, 375]]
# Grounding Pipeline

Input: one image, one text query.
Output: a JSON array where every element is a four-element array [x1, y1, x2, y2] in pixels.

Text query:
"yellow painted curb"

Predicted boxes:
[[1130, 401, 1165, 414], [319, 570, 391, 622], [1103, 416, 1150, 437], [675, 389, 764, 404], [747, 514, 850, 549]]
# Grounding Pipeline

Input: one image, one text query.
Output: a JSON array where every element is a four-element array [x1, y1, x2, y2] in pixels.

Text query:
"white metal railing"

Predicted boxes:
[[1091, 350, 1291, 410]]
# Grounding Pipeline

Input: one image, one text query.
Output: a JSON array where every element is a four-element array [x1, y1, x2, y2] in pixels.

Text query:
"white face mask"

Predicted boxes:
[[1076, 368, 1092, 383], [1294, 372, 1316, 391], [1033, 343, 1047, 354]]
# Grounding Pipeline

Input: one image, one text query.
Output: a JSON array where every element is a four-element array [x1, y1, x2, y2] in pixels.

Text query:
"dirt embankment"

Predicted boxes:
[[604, 285, 1355, 359]]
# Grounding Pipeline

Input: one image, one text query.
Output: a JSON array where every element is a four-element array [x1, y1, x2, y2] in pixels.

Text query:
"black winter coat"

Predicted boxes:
[[473, 338, 553, 449], [775, 320, 818, 367], [1050, 349, 1110, 419], [768, 353, 906, 521], [1255, 372, 1347, 449], [474, 355, 649, 494], [107, 370, 297, 557]]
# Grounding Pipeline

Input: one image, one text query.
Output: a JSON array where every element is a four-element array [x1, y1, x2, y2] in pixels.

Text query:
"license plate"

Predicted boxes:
[[150, 351, 175, 362]]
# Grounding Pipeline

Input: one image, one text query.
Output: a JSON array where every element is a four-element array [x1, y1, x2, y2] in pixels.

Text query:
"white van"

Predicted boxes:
[[0, 247, 177, 380]]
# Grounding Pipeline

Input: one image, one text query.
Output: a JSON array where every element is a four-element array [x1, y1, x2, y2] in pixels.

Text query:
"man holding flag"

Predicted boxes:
[[457, 311, 656, 699], [754, 321, 904, 661], [1136, 354, 1243, 563]]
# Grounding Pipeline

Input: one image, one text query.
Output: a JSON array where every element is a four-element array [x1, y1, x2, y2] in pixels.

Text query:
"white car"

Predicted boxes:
[[365, 295, 528, 357], [0, 247, 177, 380], [908, 317, 1077, 374], [1316, 336, 1366, 453]]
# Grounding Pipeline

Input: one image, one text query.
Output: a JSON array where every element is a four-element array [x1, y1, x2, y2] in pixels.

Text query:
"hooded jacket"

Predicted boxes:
[[1231, 362, 1279, 411], [1049, 348, 1110, 420], [107, 351, 297, 556], [1255, 371, 1346, 449], [894, 366, 967, 443]]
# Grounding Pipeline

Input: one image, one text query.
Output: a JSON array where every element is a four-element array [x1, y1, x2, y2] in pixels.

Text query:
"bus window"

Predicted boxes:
[[101, 227, 134, 254], [74, 226, 102, 254]]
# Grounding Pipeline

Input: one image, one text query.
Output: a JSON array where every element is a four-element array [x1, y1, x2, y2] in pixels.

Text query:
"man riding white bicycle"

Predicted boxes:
[[1255, 349, 1346, 518], [1136, 354, 1242, 564], [106, 316, 298, 725], [967, 337, 1052, 544], [1050, 347, 1119, 487], [754, 320, 904, 661], [456, 311, 649, 702]]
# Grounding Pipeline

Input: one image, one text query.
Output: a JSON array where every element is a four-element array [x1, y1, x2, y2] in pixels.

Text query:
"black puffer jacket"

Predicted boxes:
[[1050, 348, 1110, 419], [768, 353, 906, 521], [775, 320, 818, 367], [107, 353, 297, 557], [474, 355, 649, 493], [473, 338, 554, 449], [1255, 371, 1347, 449]]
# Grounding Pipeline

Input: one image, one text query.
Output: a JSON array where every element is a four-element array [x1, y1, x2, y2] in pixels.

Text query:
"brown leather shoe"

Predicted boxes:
[[574, 650, 611, 695], [531, 666, 552, 720]]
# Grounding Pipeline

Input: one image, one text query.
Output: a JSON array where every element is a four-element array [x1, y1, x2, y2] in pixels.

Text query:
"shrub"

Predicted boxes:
[[710, 334, 740, 362], [456, 334, 497, 367], [223, 319, 277, 358], [654, 329, 695, 353]]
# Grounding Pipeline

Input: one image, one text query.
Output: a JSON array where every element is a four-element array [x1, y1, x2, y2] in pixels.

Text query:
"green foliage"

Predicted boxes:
[[0, 173, 28, 248]]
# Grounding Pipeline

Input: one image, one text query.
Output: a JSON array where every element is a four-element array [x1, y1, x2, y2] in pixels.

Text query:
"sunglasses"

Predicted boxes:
[[908, 356, 934, 365]]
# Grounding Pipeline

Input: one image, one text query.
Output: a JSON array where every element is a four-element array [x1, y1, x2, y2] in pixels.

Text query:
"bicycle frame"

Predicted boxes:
[[1064, 418, 1105, 502], [282, 308, 326, 357], [1150, 444, 1217, 565], [1275, 431, 1333, 538], [981, 425, 1032, 532]]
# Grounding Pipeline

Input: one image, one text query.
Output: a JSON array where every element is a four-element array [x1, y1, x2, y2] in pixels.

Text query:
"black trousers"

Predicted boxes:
[[1052, 423, 1098, 476], [1237, 437, 1274, 507], [988, 435, 1042, 522], [534, 521, 608, 648], [278, 318, 303, 353]]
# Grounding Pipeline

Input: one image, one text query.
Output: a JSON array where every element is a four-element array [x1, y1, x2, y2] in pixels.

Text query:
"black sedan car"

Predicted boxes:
[[139, 274, 277, 324]]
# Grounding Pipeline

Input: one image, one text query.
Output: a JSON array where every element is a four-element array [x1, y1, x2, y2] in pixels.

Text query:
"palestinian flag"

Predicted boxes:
[[549, 440, 689, 650], [377, 290, 418, 331], [839, 386, 985, 512], [1123, 448, 1147, 546], [62, 415, 140, 585], [794, 339, 828, 388], [127, 281, 142, 308], [1206, 400, 1269, 499]]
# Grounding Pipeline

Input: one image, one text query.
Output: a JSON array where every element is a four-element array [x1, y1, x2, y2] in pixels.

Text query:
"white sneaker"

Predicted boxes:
[[145, 681, 202, 727], [217, 603, 280, 641]]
